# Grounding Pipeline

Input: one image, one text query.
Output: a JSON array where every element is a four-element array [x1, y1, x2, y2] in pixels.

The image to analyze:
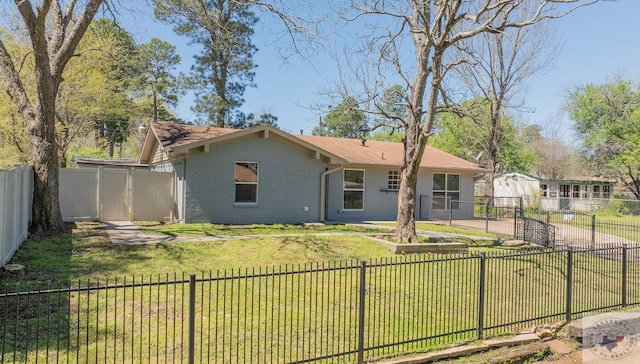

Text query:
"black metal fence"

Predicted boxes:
[[439, 197, 640, 248], [521, 209, 640, 248], [3, 246, 640, 363], [515, 217, 556, 247]]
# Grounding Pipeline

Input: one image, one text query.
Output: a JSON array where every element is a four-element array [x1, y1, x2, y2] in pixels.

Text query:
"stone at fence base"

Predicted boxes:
[[2, 264, 25, 276], [547, 339, 572, 354], [537, 328, 554, 339]]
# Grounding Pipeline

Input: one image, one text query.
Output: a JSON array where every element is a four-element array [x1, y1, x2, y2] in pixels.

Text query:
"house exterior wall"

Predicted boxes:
[[494, 173, 615, 211], [153, 160, 184, 221], [325, 168, 476, 222], [427, 172, 476, 220], [494, 173, 540, 200], [151, 140, 169, 165], [183, 134, 326, 224], [326, 168, 406, 221]]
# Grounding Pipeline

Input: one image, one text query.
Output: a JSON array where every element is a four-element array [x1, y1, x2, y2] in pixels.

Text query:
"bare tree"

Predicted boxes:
[[328, 0, 599, 244], [525, 114, 580, 179], [0, 1, 104, 234], [450, 3, 558, 200]]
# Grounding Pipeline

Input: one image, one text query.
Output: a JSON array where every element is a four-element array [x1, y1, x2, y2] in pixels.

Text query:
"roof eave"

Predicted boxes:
[[169, 124, 348, 165], [138, 127, 160, 164]]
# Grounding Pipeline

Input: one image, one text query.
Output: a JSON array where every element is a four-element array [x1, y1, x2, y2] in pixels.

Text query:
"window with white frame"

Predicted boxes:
[[603, 185, 611, 199], [432, 173, 460, 210], [235, 162, 258, 204], [343, 169, 364, 210], [572, 185, 580, 199], [388, 171, 401, 190], [593, 185, 601, 199], [540, 184, 548, 197]]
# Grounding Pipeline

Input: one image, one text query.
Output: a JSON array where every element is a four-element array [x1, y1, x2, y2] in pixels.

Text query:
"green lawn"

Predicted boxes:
[[1, 222, 395, 284], [1, 221, 637, 363], [374, 221, 505, 238], [135, 221, 390, 236], [1, 221, 531, 286]]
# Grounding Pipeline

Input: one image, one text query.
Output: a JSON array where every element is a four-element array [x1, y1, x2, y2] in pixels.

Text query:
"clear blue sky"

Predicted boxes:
[[119, 1, 639, 137]]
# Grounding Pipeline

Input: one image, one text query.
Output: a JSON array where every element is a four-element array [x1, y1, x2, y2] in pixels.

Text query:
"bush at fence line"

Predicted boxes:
[[525, 192, 541, 211], [596, 196, 640, 217]]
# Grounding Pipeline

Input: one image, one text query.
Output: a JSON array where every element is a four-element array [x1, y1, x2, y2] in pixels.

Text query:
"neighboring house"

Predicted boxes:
[[138, 123, 485, 224], [493, 172, 616, 211]]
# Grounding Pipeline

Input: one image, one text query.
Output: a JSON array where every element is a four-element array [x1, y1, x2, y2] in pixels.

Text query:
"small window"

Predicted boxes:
[[343, 169, 364, 210], [540, 184, 548, 197], [235, 162, 258, 204], [572, 185, 580, 199], [603, 185, 611, 199], [593, 185, 601, 199], [387, 171, 401, 190]]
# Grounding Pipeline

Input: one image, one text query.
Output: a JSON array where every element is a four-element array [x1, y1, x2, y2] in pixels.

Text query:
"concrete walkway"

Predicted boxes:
[[102, 221, 219, 245]]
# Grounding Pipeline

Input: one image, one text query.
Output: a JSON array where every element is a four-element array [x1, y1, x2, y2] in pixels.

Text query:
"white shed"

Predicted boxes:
[[493, 172, 616, 211]]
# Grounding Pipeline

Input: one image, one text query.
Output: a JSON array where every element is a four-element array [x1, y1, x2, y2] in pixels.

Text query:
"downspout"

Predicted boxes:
[[320, 166, 343, 223], [177, 157, 187, 223]]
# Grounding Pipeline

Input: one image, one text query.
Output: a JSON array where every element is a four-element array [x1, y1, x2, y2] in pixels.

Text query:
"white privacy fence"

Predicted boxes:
[[1, 166, 174, 266], [0, 165, 32, 266], [59, 167, 174, 222]]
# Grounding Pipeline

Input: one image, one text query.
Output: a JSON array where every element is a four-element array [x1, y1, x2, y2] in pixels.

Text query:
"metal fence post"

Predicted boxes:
[[188, 274, 196, 364], [622, 245, 628, 307], [565, 248, 573, 323], [478, 252, 486, 340], [485, 202, 489, 233], [591, 215, 596, 247], [519, 196, 524, 212], [513, 207, 517, 238], [546, 211, 550, 224], [357, 261, 367, 364]]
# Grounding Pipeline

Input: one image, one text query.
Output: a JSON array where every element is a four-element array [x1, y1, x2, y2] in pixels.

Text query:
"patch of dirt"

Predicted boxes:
[[530, 350, 583, 363]]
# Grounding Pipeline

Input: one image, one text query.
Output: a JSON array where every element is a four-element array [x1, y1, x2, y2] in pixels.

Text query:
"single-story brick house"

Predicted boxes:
[[493, 172, 616, 211], [138, 123, 485, 224]]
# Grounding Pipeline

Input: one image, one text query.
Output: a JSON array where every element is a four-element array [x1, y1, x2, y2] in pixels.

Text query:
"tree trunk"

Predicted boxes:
[[0, 1, 104, 235], [29, 85, 65, 234], [394, 111, 426, 243], [395, 154, 421, 244], [485, 99, 503, 205], [394, 42, 441, 244], [153, 90, 158, 123]]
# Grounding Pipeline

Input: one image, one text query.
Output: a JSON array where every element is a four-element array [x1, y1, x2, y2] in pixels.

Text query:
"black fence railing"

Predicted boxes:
[[515, 216, 556, 247], [444, 197, 640, 248], [522, 209, 640, 248], [3, 246, 640, 363]]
